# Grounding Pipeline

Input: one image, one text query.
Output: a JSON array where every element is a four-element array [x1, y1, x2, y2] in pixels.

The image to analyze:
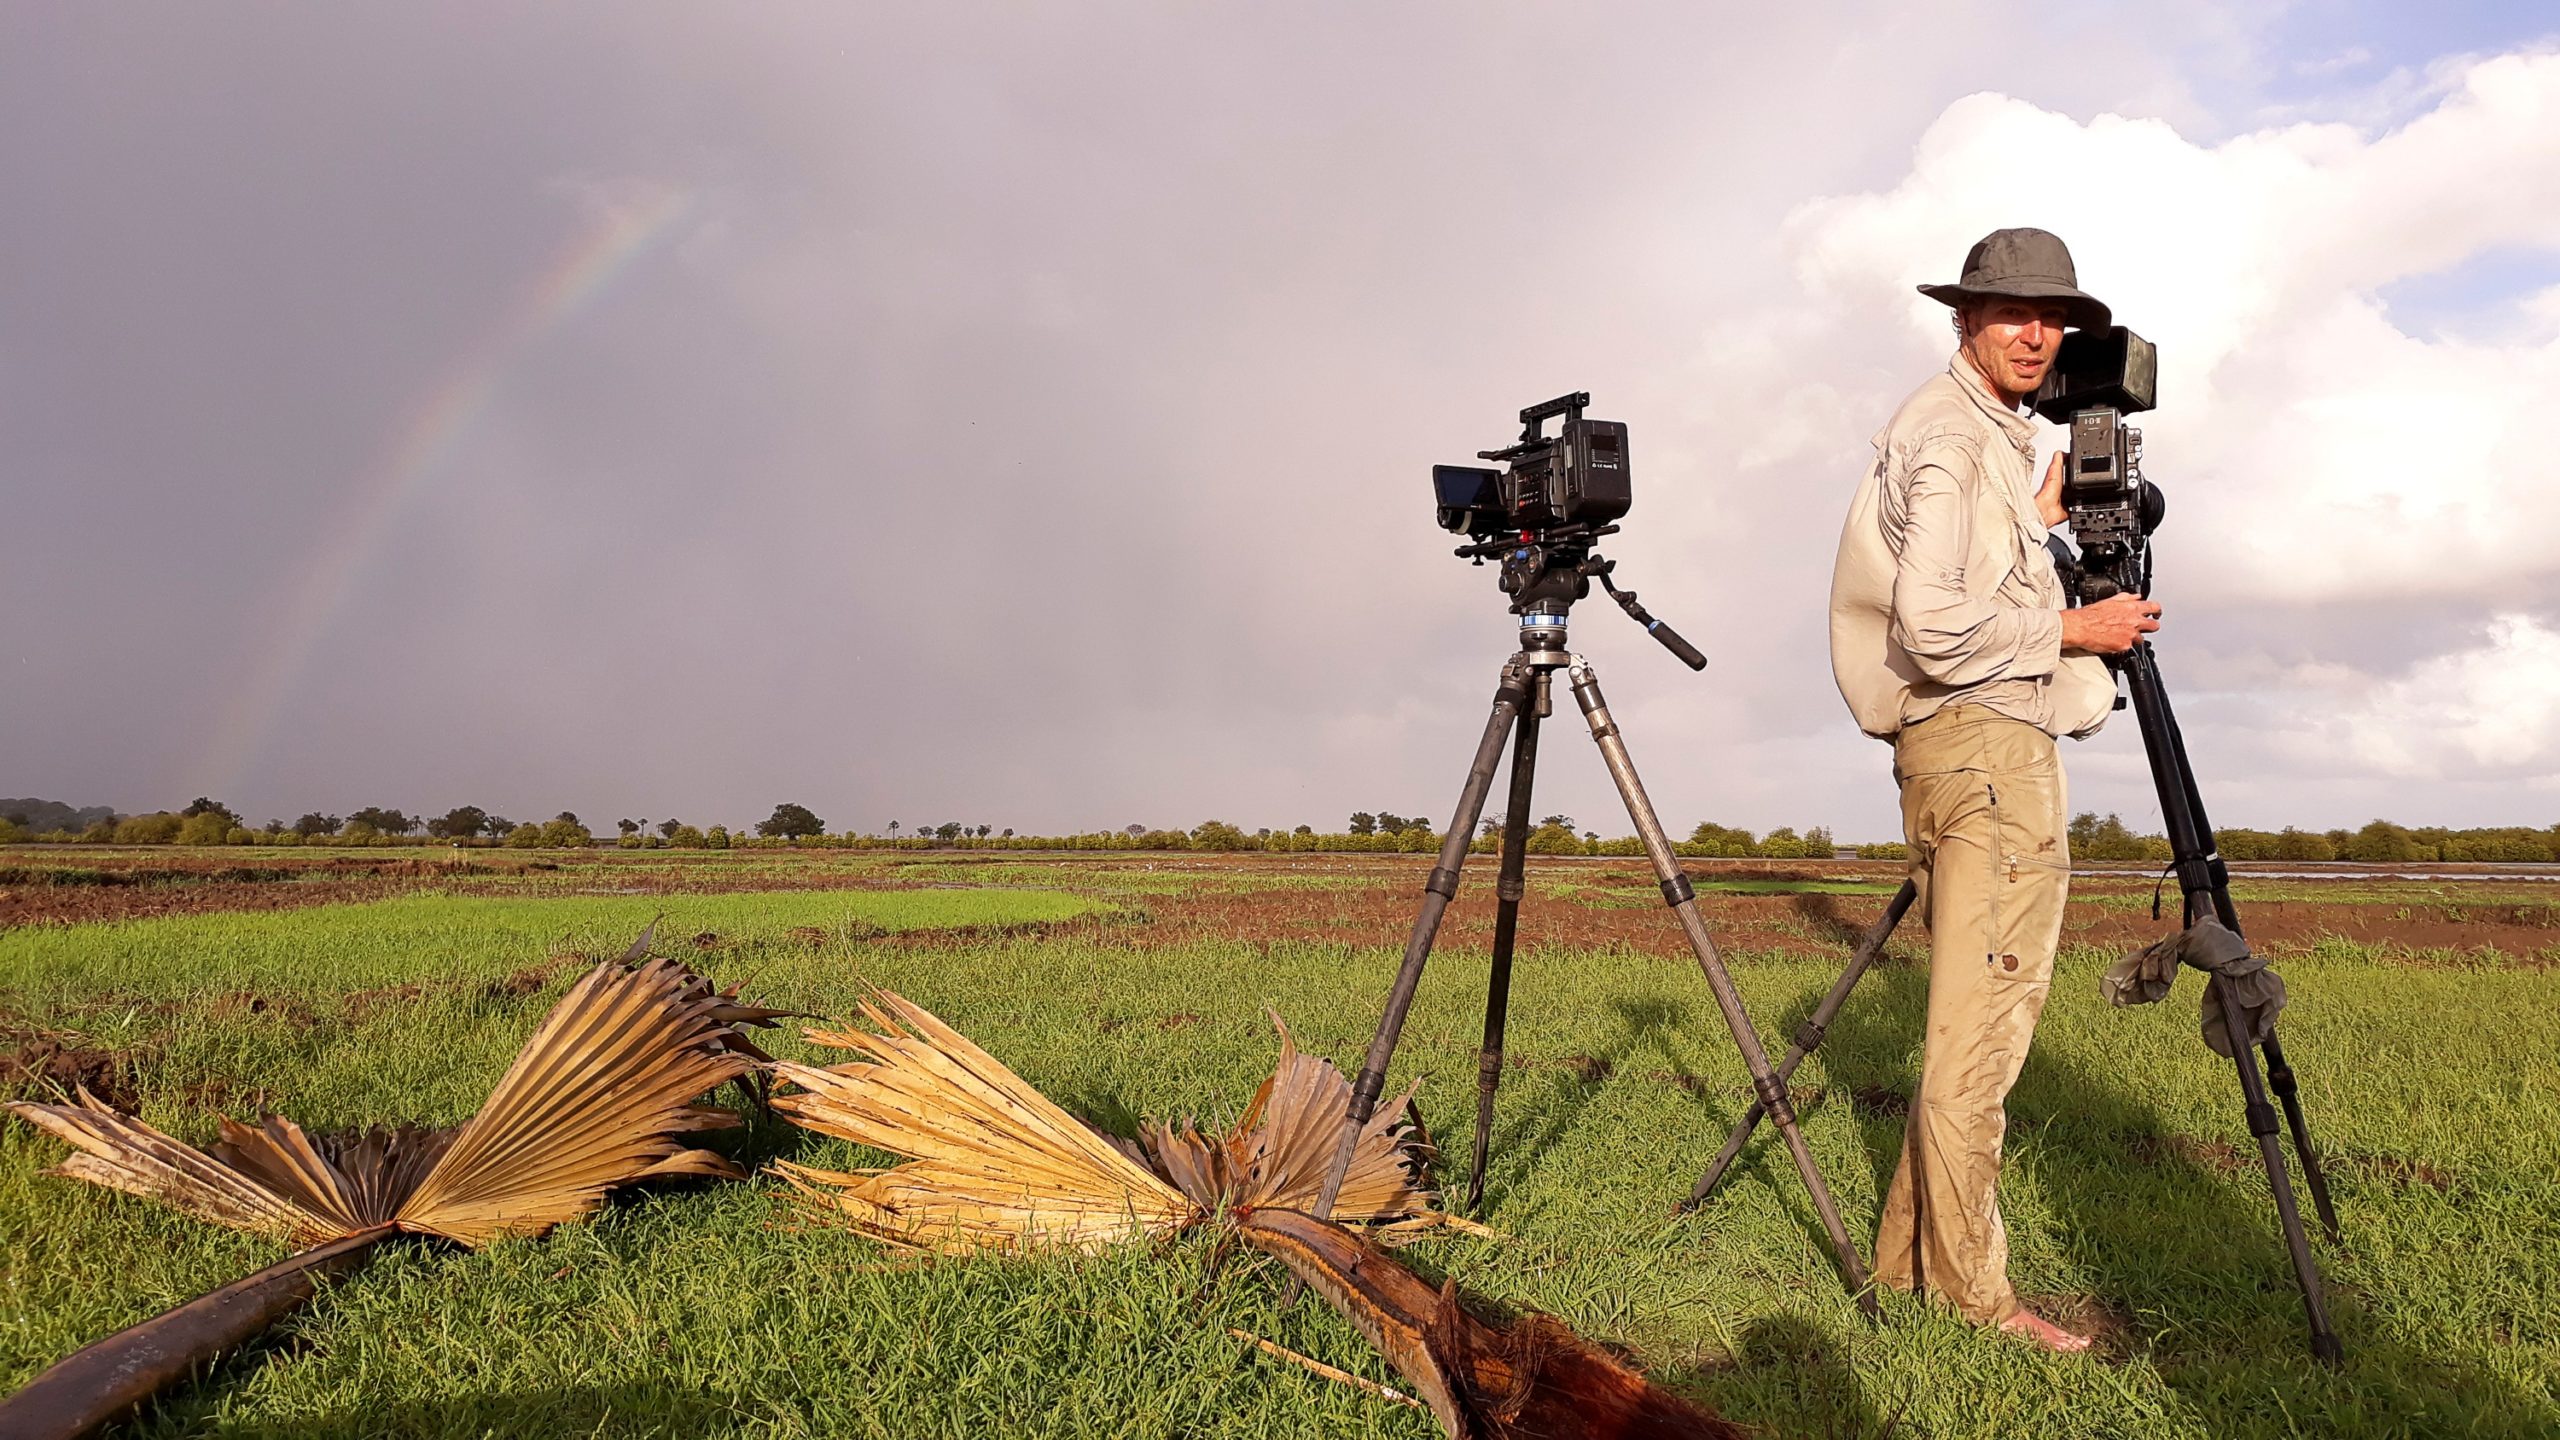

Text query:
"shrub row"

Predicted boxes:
[[11, 812, 2553, 864]]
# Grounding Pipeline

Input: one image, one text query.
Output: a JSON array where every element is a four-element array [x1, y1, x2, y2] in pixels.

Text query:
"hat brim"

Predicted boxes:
[[1919, 281, 2110, 332]]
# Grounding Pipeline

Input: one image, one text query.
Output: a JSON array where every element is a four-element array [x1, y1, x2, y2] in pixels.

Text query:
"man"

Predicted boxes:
[[1828, 228, 2162, 1352]]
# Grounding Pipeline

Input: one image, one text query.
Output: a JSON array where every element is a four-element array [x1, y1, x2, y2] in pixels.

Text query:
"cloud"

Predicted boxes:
[[2291, 614, 2560, 780], [2292, 46, 2375, 79], [7, 10, 2558, 838], [1781, 54, 2560, 594], [1660, 52, 2560, 812]]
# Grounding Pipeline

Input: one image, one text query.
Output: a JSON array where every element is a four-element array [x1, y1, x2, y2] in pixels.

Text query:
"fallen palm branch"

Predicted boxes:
[[1228, 1325, 1426, 1411], [770, 992, 1737, 1439], [1240, 1207, 1742, 1439], [2, 935, 784, 1440]]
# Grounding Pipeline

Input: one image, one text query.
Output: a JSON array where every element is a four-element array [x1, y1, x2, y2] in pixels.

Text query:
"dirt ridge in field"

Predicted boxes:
[[2, 849, 2553, 965]]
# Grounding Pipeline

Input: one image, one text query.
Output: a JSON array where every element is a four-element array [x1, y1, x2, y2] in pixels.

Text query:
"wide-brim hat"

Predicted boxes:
[[1918, 227, 2110, 331]]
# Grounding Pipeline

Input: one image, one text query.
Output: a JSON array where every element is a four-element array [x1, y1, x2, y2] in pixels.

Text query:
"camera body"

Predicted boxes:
[[1434, 391, 1632, 541], [2033, 327, 2163, 600]]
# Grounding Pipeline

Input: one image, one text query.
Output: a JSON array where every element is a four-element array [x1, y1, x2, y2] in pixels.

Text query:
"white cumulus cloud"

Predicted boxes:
[[2305, 614, 2560, 780], [1666, 50, 2560, 815], [1782, 52, 2560, 606]]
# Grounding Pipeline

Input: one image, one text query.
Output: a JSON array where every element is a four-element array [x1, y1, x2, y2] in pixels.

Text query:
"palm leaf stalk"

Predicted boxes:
[[770, 992, 1737, 1440], [2, 936, 784, 1440]]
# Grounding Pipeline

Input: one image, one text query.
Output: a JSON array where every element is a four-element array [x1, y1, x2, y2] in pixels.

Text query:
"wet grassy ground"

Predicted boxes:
[[2, 849, 2554, 1437]]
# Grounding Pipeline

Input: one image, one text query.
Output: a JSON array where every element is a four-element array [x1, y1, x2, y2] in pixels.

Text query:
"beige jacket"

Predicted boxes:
[[1829, 353, 2115, 741]]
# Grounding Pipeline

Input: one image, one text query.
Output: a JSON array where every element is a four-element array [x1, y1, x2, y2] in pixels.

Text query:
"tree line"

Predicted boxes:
[[2069, 814, 2560, 864], [0, 800, 1834, 859], [0, 799, 836, 851], [5, 797, 2555, 864]]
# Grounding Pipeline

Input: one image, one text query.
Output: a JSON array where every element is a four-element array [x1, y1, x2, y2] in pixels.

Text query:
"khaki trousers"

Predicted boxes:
[[1874, 705, 2070, 1324]]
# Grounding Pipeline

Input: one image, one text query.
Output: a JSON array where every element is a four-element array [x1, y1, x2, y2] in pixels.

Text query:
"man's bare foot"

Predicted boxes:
[[1998, 1307, 2094, 1353]]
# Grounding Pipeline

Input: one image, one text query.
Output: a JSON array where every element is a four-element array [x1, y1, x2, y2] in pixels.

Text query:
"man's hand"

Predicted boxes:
[[2035, 451, 2068, 528], [2061, 593, 2161, 655]]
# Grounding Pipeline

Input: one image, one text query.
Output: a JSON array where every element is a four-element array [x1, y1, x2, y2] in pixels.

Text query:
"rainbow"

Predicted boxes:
[[199, 184, 695, 795]]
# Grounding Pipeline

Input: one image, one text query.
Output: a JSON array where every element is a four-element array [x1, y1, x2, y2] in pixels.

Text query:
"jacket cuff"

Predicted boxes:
[[2018, 607, 2064, 677]]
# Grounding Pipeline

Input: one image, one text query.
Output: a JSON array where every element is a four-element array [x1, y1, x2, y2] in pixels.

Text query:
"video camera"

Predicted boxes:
[[2033, 327, 2164, 601], [1432, 392, 1631, 543], [1423, 391, 1704, 669]]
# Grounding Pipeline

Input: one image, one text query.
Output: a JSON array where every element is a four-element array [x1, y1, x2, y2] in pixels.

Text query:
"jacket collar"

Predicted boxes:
[[1949, 349, 2039, 457]]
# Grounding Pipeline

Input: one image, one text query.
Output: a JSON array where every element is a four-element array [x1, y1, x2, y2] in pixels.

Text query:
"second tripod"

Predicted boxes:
[[1303, 580, 1879, 1313]]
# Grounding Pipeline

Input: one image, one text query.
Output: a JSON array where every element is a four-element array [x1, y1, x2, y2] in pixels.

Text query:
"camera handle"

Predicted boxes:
[[1513, 389, 1590, 440], [1452, 533, 1705, 671], [1591, 563, 1707, 671]]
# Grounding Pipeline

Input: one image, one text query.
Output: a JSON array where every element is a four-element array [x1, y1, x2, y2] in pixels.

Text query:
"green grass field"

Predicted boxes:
[[2, 860, 2555, 1438]]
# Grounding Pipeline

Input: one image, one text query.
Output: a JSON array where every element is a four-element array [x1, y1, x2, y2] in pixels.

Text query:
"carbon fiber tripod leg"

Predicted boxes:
[[1566, 656, 1878, 1314], [2160, 704, 2343, 1245], [2261, 1033, 2340, 1243], [1467, 676, 1547, 1210], [1682, 879, 1917, 1211], [1303, 658, 1532, 1232], [2123, 640, 2343, 1362]]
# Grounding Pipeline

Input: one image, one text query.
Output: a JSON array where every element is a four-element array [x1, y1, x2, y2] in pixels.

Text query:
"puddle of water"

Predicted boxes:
[[2074, 867, 2560, 883]]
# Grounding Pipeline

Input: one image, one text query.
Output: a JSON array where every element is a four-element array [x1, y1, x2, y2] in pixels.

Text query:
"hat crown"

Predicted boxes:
[[1917, 227, 2110, 331], [1961, 227, 2079, 290]]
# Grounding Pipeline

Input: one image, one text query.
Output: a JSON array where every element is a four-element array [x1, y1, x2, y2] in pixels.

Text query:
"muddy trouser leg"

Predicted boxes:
[[1871, 708, 2068, 1326]]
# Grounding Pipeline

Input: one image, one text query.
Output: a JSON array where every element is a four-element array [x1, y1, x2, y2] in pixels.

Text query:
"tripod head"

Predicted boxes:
[[1453, 526, 1706, 671]]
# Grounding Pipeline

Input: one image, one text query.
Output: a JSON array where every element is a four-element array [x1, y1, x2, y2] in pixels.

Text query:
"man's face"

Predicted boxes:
[[1960, 299, 2071, 403]]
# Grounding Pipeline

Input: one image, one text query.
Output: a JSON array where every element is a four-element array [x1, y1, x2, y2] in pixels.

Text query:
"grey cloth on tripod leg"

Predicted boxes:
[[2200, 964, 2286, 1059], [2099, 918, 2286, 1058], [2099, 930, 2181, 1007]]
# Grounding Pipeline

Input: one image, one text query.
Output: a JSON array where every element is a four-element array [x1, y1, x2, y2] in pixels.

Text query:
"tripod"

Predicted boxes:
[[1681, 638, 2347, 1362], [2119, 638, 2344, 1361], [1302, 539, 1879, 1314]]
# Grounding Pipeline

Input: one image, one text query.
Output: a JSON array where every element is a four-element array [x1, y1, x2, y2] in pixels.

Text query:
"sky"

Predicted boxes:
[[4, 2, 2557, 842]]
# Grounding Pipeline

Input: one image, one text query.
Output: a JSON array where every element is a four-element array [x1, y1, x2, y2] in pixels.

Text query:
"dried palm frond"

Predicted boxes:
[[3, 942, 768, 1440], [768, 991, 1196, 1252], [393, 954, 755, 1244], [769, 992, 1733, 1440], [8, 1093, 356, 1247], [1142, 1011, 1433, 1225], [10, 953, 757, 1248], [217, 1117, 455, 1237]]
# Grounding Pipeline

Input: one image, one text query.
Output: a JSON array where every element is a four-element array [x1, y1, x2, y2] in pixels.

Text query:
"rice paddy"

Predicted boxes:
[[2, 848, 2553, 1437]]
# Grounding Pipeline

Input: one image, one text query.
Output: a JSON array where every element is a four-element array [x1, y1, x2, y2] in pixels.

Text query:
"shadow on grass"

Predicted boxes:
[[194, 1382, 746, 1438], [1788, 891, 1903, 952], [1671, 1312, 1896, 1440], [1464, 950, 1897, 1287], [1470, 990, 1696, 1212], [1707, 952, 2558, 1436]]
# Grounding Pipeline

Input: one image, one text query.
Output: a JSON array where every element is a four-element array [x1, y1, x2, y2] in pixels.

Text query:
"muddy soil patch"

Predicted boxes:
[[2059, 899, 2560, 964], [1848, 1085, 1910, 1118], [2020, 1292, 2140, 1362], [2129, 1133, 2456, 1194], [1120, 879, 1907, 961], [0, 1020, 150, 1111], [483, 955, 580, 1001], [0, 876, 416, 931], [1104, 859, 2556, 961], [2132, 1132, 2247, 1174]]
